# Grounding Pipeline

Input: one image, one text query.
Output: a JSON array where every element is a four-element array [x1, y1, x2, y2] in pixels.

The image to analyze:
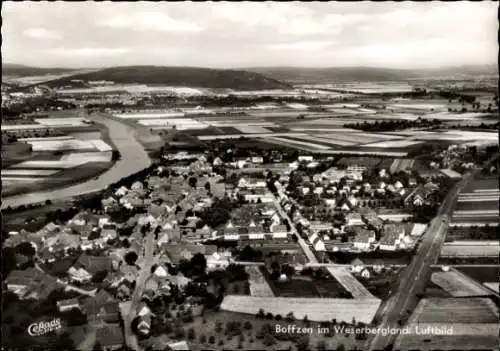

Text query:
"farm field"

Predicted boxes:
[[440, 241, 500, 257], [234, 125, 272, 134], [456, 266, 500, 283], [286, 135, 355, 147], [394, 323, 500, 351], [1, 169, 59, 177], [198, 132, 308, 140], [245, 266, 275, 297], [430, 270, 493, 297], [26, 138, 111, 152], [446, 226, 499, 240], [262, 136, 332, 150], [363, 139, 423, 148], [408, 297, 499, 324], [390, 158, 415, 173], [424, 111, 491, 120], [220, 295, 381, 324]]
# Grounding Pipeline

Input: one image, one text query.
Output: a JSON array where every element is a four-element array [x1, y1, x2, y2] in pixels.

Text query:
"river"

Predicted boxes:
[[1, 113, 152, 209]]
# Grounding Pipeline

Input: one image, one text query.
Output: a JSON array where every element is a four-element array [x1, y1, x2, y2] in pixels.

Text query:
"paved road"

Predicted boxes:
[[272, 196, 318, 264], [123, 231, 155, 351], [2, 112, 151, 209], [368, 155, 498, 351]]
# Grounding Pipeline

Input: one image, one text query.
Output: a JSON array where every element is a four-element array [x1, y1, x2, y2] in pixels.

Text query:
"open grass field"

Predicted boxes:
[[220, 295, 381, 324], [409, 297, 499, 324], [431, 270, 493, 297]]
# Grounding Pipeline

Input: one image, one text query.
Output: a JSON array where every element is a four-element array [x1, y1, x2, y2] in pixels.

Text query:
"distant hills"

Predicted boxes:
[[3, 63, 496, 89], [2, 64, 78, 77], [245, 65, 498, 83], [2, 65, 291, 90]]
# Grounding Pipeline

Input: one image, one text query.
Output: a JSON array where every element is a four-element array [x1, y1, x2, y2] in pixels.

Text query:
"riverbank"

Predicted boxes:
[[1, 112, 151, 209]]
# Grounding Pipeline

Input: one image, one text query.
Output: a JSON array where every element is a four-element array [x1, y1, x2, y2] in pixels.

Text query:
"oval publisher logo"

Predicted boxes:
[[27, 318, 62, 337]]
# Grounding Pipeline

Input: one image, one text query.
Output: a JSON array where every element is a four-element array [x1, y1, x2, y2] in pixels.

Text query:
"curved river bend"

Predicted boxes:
[[2, 114, 151, 209]]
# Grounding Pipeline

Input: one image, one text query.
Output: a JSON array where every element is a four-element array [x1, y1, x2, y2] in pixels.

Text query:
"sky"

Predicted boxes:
[[3, 2, 498, 69]]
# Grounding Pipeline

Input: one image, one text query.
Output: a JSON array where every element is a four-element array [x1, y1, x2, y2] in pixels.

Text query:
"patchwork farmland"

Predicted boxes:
[[394, 297, 500, 350], [2, 112, 116, 198], [451, 176, 499, 226], [431, 269, 494, 297]]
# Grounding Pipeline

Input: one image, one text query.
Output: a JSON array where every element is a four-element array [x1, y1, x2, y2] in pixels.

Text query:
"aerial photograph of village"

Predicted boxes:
[[1, 2, 498, 351]]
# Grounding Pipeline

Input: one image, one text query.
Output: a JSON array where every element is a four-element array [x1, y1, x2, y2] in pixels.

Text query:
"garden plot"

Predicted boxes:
[[362, 139, 423, 148], [234, 125, 272, 134], [34, 118, 87, 127], [27, 139, 97, 151], [1, 169, 59, 177], [246, 266, 275, 297], [220, 295, 381, 324], [431, 270, 493, 297], [408, 297, 499, 324], [326, 267, 374, 299], [264, 137, 332, 150]]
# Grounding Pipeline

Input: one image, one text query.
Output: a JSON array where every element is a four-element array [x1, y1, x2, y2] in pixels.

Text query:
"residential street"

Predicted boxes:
[[123, 230, 155, 351], [272, 196, 319, 264]]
